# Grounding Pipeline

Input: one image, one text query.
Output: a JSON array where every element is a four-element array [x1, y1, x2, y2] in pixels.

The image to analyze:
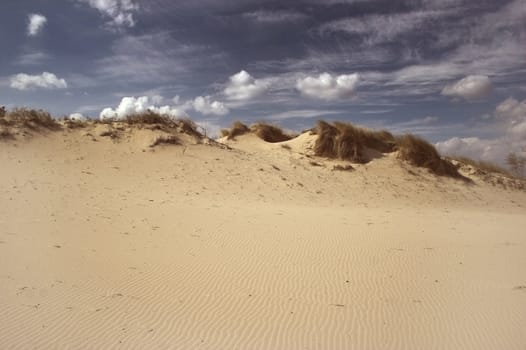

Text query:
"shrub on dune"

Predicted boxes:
[[220, 121, 293, 142], [397, 134, 462, 178], [2, 108, 60, 130], [221, 121, 250, 140], [360, 129, 397, 153], [314, 120, 396, 163], [333, 121, 365, 162], [250, 123, 293, 143], [177, 118, 203, 138], [124, 111, 174, 126], [119, 112, 203, 139], [313, 120, 339, 158]]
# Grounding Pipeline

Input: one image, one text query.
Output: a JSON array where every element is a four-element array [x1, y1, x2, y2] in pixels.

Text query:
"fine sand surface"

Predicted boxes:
[[1, 125, 526, 349]]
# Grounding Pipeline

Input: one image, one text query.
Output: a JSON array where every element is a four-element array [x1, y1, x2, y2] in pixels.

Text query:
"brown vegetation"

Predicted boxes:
[[221, 121, 250, 140], [313, 120, 463, 178], [250, 123, 294, 143], [397, 134, 462, 178], [220, 121, 293, 143], [0, 108, 60, 130], [124, 111, 175, 126], [313, 121, 396, 163], [108, 112, 204, 139], [176, 118, 203, 139]]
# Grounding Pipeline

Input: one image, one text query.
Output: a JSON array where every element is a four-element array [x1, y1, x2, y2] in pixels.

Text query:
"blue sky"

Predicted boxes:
[[1, 0, 525, 163]]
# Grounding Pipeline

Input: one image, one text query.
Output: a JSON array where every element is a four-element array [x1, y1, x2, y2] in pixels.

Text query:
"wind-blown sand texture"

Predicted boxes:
[[1, 123, 526, 349]]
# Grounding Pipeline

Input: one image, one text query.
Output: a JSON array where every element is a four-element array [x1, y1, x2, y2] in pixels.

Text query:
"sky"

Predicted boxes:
[[1, 0, 525, 164]]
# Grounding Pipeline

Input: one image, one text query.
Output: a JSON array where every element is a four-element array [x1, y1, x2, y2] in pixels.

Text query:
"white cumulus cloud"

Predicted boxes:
[[27, 14, 47, 36], [224, 70, 269, 101], [99, 96, 189, 120], [436, 97, 526, 166], [296, 72, 360, 101], [441, 75, 492, 101], [192, 96, 229, 116], [10, 72, 68, 90], [79, 0, 139, 28]]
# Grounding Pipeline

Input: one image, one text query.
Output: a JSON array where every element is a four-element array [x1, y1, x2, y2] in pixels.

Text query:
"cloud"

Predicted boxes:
[[385, 116, 442, 135], [10, 72, 68, 90], [27, 14, 47, 36], [192, 96, 229, 116], [95, 33, 218, 84], [436, 97, 526, 165], [296, 73, 360, 101], [360, 109, 393, 115], [319, 11, 441, 44], [436, 137, 501, 160], [495, 97, 526, 123], [243, 10, 308, 23], [17, 52, 50, 65], [399, 116, 439, 127], [99, 96, 189, 120], [441, 75, 492, 100], [224, 70, 269, 101], [78, 0, 139, 28], [267, 109, 341, 121], [253, 1, 525, 103], [150, 95, 163, 105]]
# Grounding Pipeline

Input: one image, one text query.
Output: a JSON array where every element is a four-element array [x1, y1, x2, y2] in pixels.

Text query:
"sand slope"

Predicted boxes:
[[1, 125, 525, 349]]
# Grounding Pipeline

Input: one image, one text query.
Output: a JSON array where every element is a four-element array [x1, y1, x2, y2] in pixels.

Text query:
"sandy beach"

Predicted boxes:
[[1, 123, 525, 349]]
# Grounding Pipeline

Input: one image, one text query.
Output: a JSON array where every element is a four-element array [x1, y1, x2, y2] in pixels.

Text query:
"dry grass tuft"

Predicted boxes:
[[397, 134, 462, 178], [222, 121, 250, 140], [221, 121, 293, 142], [313, 120, 462, 178], [124, 111, 174, 126], [314, 120, 396, 163], [313, 121, 339, 158], [1, 108, 60, 130], [176, 118, 203, 139], [101, 112, 204, 140], [250, 123, 293, 143]]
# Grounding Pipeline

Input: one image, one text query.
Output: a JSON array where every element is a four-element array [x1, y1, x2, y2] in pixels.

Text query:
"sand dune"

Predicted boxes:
[[1, 122, 525, 349]]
